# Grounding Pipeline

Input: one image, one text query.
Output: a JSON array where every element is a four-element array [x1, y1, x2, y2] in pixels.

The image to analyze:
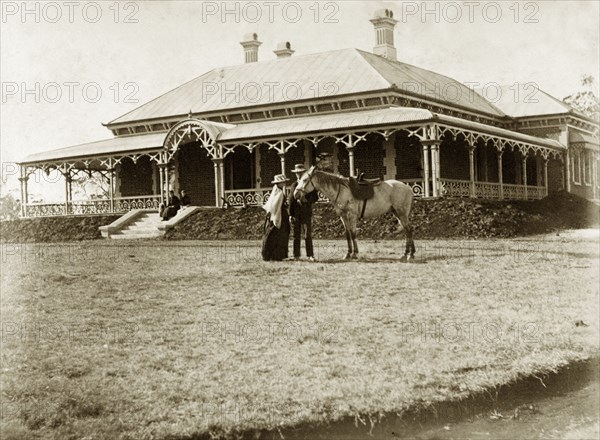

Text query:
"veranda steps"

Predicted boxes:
[[100, 207, 200, 239]]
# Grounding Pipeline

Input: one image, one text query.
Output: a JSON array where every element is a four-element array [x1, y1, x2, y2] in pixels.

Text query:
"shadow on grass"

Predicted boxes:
[[163, 358, 599, 440], [314, 257, 426, 264]]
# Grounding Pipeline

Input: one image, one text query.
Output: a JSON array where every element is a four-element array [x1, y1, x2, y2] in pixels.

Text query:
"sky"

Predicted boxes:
[[1, 0, 599, 200]]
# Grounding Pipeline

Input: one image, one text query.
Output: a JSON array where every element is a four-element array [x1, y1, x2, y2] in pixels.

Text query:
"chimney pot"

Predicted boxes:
[[240, 33, 262, 63], [274, 41, 295, 59], [370, 9, 398, 61]]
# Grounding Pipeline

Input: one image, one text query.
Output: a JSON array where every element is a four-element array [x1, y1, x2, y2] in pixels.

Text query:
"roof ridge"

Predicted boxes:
[[495, 84, 591, 118], [356, 48, 463, 85], [106, 69, 217, 126], [222, 47, 358, 69], [353, 48, 397, 89], [536, 87, 577, 112], [356, 49, 506, 117], [498, 84, 573, 111], [107, 48, 364, 126]]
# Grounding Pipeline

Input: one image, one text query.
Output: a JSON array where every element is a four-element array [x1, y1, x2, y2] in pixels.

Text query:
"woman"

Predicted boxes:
[[160, 190, 180, 221], [261, 174, 291, 261]]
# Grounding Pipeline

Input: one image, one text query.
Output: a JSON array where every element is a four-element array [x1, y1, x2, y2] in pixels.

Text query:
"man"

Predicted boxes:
[[180, 190, 191, 208], [288, 164, 319, 261], [315, 152, 333, 172], [161, 190, 180, 221]]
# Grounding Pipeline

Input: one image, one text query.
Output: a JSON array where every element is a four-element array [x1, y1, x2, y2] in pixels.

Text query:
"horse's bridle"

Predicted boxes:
[[295, 166, 317, 198], [296, 166, 342, 205]]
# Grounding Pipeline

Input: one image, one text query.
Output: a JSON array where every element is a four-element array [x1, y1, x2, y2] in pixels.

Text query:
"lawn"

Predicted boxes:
[[1, 232, 598, 439]]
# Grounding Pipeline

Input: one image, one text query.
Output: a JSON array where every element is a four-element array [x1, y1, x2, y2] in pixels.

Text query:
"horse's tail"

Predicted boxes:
[[388, 180, 414, 231]]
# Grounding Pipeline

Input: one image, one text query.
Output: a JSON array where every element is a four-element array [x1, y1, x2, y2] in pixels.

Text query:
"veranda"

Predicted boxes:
[[18, 108, 572, 218]]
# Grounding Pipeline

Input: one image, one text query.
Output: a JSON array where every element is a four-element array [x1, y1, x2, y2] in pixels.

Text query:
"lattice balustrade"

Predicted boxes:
[[402, 179, 425, 197], [440, 179, 471, 197], [223, 188, 332, 206], [438, 180, 545, 200], [24, 196, 162, 217], [25, 203, 67, 217], [115, 196, 161, 211], [70, 200, 112, 215], [224, 189, 272, 206], [317, 191, 329, 203], [503, 184, 527, 200], [527, 186, 547, 200], [474, 182, 501, 199]]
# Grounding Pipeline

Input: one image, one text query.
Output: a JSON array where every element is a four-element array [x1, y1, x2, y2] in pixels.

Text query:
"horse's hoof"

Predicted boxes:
[[399, 255, 408, 263], [407, 255, 415, 263], [351, 253, 358, 260], [344, 253, 352, 260]]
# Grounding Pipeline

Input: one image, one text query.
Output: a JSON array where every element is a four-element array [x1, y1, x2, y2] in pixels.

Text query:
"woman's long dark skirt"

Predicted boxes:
[[261, 213, 290, 261]]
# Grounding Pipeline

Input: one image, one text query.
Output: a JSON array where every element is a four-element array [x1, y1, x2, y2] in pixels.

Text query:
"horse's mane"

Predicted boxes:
[[314, 169, 349, 188]]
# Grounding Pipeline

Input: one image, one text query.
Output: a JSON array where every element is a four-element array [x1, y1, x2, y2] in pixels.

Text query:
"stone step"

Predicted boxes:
[[133, 216, 160, 221], [109, 213, 164, 238], [110, 233, 161, 239], [127, 221, 162, 228], [102, 207, 199, 240], [122, 228, 160, 233], [138, 217, 161, 222], [119, 227, 161, 234], [128, 219, 162, 226]]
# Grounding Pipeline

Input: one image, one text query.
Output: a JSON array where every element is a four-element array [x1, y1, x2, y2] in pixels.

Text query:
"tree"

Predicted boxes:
[[71, 172, 110, 200], [0, 193, 21, 221], [563, 75, 600, 119]]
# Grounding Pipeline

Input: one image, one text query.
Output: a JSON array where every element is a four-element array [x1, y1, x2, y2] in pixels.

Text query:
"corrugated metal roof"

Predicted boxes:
[[435, 114, 565, 150], [20, 132, 165, 164], [481, 85, 574, 117], [22, 107, 565, 165], [109, 49, 388, 125], [222, 108, 564, 149], [108, 48, 505, 126], [356, 51, 505, 117], [219, 107, 433, 141], [21, 108, 433, 164]]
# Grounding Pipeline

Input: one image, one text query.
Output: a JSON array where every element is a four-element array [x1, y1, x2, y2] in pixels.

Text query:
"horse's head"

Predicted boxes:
[[294, 165, 317, 200]]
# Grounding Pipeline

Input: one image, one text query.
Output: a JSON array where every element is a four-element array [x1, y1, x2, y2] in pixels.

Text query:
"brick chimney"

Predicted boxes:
[[240, 33, 262, 63], [370, 9, 398, 61], [274, 41, 294, 59]]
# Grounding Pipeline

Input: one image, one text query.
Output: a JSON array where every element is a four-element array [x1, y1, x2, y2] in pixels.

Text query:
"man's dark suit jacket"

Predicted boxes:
[[288, 182, 319, 223]]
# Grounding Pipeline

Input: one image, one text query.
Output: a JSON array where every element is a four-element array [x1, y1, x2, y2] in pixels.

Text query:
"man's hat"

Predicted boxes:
[[291, 164, 306, 173], [271, 174, 291, 185]]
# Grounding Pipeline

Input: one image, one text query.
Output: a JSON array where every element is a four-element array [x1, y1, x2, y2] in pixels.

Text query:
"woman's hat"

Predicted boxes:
[[291, 164, 306, 173], [271, 174, 290, 185]]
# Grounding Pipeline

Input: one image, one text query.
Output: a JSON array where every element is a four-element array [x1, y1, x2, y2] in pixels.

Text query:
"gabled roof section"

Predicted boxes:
[[485, 85, 576, 118], [356, 50, 505, 117], [108, 49, 390, 126], [20, 132, 165, 164], [108, 48, 506, 126]]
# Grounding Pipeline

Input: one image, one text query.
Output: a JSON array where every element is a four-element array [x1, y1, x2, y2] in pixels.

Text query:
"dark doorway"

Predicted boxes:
[[225, 147, 254, 190], [177, 142, 215, 206]]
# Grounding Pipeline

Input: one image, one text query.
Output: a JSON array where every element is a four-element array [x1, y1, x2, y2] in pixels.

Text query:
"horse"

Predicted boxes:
[[294, 165, 416, 261]]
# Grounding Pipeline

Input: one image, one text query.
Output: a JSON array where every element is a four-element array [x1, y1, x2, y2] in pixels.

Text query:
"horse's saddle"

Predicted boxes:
[[349, 174, 382, 200]]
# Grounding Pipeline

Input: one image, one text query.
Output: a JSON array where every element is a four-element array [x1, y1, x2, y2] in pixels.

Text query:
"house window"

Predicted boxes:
[[572, 150, 581, 185], [583, 150, 592, 185]]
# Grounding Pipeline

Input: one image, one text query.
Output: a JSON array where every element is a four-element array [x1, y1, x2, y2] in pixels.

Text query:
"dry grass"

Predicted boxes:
[[1, 231, 598, 439]]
